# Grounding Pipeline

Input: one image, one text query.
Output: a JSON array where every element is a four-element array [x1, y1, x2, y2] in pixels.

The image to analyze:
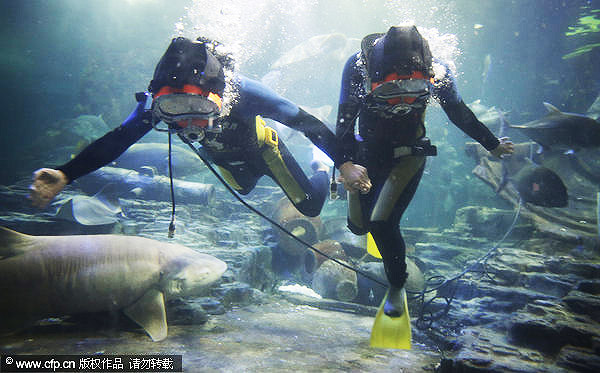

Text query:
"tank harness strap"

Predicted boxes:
[[255, 116, 307, 204], [392, 137, 437, 158]]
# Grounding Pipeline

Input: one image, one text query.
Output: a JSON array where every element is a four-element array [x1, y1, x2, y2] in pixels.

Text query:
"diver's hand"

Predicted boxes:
[[490, 137, 514, 159], [29, 168, 68, 208], [337, 161, 371, 194]]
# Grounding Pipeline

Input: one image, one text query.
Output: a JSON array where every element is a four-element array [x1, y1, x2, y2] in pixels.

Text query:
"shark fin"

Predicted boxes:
[[123, 288, 168, 342], [543, 102, 561, 114], [366, 232, 382, 259], [370, 289, 412, 349], [0, 226, 37, 258]]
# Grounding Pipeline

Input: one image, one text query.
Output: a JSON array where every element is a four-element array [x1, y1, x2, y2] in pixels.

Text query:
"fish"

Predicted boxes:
[[493, 110, 568, 207], [513, 163, 568, 208], [509, 102, 600, 152], [586, 92, 600, 120], [112, 143, 202, 177], [0, 227, 227, 341], [74, 166, 215, 205], [53, 185, 123, 226]]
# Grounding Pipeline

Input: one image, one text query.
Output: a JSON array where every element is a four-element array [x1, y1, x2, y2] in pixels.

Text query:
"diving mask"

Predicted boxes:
[[370, 78, 430, 103], [151, 85, 223, 140]]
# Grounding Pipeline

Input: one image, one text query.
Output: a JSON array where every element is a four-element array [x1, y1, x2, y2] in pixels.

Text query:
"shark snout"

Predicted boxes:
[[162, 255, 227, 298]]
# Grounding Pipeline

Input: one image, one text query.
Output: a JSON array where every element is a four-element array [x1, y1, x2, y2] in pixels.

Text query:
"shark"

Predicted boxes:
[[510, 102, 600, 152], [74, 166, 216, 205], [0, 227, 227, 341], [112, 142, 202, 177]]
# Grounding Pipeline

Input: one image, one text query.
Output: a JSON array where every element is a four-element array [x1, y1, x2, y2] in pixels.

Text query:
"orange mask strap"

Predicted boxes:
[[154, 84, 207, 98]]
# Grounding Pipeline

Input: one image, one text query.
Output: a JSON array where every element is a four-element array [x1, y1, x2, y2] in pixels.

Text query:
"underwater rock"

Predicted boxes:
[[355, 261, 388, 307], [33, 115, 112, 152], [213, 282, 268, 307], [453, 205, 532, 240], [508, 306, 600, 357], [217, 245, 275, 291], [556, 345, 600, 373], [281, 292, 376, 316], [166, 298, 209, 325], [576, 279, 600, 295], [438, 327, 554, 373], [522, 273, 574, 298], [305, 239, 346, 273], [466, 141, 600, 247], [545, 259, 600, 279], [321, 217, 367, 258], [311, 259, 358, 302], [271, 197, 322, 256], [354, 258, 425, 307], [563, 290, 600, 322]]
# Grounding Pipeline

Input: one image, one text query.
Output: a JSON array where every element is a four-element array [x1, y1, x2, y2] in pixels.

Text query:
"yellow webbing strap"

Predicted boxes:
[[217, 166, 243, 190], [255, 116, 306, 204]]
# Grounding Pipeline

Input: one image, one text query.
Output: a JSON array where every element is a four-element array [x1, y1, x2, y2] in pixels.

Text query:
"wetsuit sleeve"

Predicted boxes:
[[237, 77, 336, 161], [433, 62, 500, 151], [334, 53, 363, 168], [56, 98, 152, 182]]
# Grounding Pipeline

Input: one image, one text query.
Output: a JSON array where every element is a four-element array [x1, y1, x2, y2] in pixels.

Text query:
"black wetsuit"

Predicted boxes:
[[58, 76, 336, 217], [335, 52, 499, 288]]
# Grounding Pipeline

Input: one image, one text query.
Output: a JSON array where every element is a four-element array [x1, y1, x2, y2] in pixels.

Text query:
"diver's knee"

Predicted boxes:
[[369, 220, 392, 235], [235, 186, 252, 195], [293, 199, 321, 217], [347, 219, 368, 235]]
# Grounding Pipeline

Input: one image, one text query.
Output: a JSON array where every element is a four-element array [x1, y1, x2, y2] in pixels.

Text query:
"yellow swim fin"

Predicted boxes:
[[370, 289, 412, 349], [367, 236, 411, 349], [366, 232, 382, 259]]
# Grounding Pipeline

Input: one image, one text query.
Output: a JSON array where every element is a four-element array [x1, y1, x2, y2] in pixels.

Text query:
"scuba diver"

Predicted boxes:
[[334, 26, 514, 348], [29, 37, 336, 222]]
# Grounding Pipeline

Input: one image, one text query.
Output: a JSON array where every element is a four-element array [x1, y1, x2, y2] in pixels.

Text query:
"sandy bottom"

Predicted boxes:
[[1, 300, 441, 372]]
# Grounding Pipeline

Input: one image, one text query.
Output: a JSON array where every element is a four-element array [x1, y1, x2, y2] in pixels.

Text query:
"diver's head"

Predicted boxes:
[[362, 25, 434, 79], [149, 37, 226, 140], [361, 26, 434, 115], [150, 37, 225, 96], [381, 25, 433, 78]]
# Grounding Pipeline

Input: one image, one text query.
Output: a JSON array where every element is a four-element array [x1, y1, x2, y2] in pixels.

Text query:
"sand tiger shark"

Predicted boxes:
[[0, 227, 227, 341]]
